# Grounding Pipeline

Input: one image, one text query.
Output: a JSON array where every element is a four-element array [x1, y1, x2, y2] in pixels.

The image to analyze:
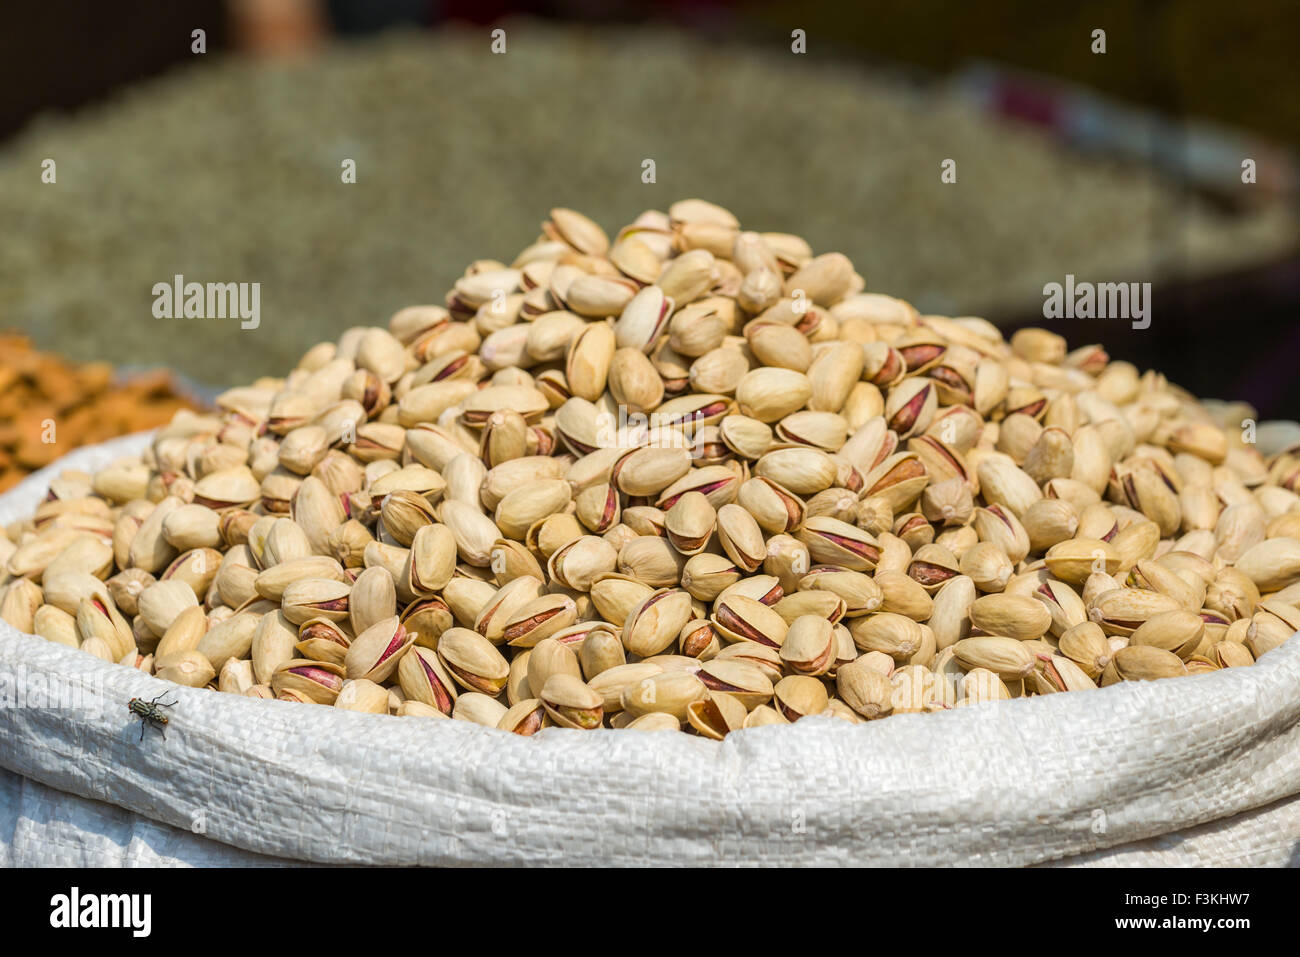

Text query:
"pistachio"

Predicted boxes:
[[711, 594, 789, 649], [952, 636, 1036, 679], [772, 675, 829, 721], [969, 594, 1053, 641], [622, 589, 695, 658], [1100, 645, 1188, 685], [156, 650, 218, 690], [13, 201, 1288, 731], [539, 674, 604, 730], [435, 626, 509, 694], [836, 658, 895, 719], [664, 492, 717, 556], [345, 616, 415, 683], [621, 670, 707, 721], [779, 615, 838, 676]]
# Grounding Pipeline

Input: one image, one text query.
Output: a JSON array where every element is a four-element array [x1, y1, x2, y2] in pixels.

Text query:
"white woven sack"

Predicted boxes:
[[2, 434, 1299, 867]]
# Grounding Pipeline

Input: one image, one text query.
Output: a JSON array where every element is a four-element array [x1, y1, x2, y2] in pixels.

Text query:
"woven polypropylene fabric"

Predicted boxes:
[[2, 435, 1299, 867], [0, 766, 292, 867]]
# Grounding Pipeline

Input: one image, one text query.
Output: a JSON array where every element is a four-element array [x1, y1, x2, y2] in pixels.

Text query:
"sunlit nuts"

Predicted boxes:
[[532, 674, 601, 730], [774, 589, 846, 626], [763, 534, 811, 594], [493, 480, 572, 542], [564, 321, 617, 401], [969, 594, 1052, 641], [958, 542, 1013, 593], [753, 447, 837, 496], [685, 690, 747, 739], [607, 347, 666, 414], [614, 285, 674, 353], [576, 623, 626, 679], [976, 455, 1042, 517], [525, 637, 583, 698], [715, 503, 766, 571], [719, 415, 774, 461], [573, 482, 621, 534], [734, 368, 811, 424], [680, 553, 742, 603], [192, 467, 261, 511], [547, 535, 618, 592], [952, 636, 1035, 680], [621, 670, 707, 721], [254, 556, 346, 603], [664, 492, 717, 556], [848, 612, 923, 661], [281, 578, 351, 627], [859, 452, 928, 513], [1044, 538, 1121, 585], [612, 447, 693, 497], [1127, 609, 1205, 660], [736, 477, 804, 535], [459, 385, 549, 428], [920, 477, 973, 528], [344, 616, 415, 682], [711, 594, 789, 648], [677, 618, 720, 661], [798, 569, 883, 618], [503, 594, 579, 649], [32, 604, 78, 648], [271, 659, 344, 704], [836, 658, 894, 719], [1233, 538, 1300, 592], [589, 573, 655, 627], [1087, 587, 1183, 637], [779, 615, 837, 676], [656, 247, 717, 305], [715, 574, 783, 607], [333, 679, 391, 713], [772, 674, 829, 721], [1099, 645, 1188, 685], [782, 251, 853, 306], [1045, 623, 1107, 681], [616, 536, 685, 589], [906, 544, 961, 593], [429, 626, 508, 695], [374, 490, 435, 547], [883, 377, 937, 438], [655, 465, 741, 512], [797, 516, 880, 572], [706, 636, 779, 680], [622, 589, 695, 658], [498, 698, 551, 735]]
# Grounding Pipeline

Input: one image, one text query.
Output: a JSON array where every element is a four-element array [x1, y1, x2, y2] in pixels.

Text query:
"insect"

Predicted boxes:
[[128, 693, 177, 741]]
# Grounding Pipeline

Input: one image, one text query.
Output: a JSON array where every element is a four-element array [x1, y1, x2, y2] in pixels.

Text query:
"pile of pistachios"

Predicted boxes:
[[3, 199, 1300, 736]]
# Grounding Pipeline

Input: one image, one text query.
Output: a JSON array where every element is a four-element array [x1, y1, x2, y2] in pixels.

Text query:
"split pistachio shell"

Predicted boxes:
[[621, 670, 708, 721], [397, 646, 458, 715], [436, 626, 509, 694], [345, 616, 415, 682], [622, 589, 695, 658], [540, 674, 604, 729], [773, 675, 829, 721], [685, 691, 748, 739]]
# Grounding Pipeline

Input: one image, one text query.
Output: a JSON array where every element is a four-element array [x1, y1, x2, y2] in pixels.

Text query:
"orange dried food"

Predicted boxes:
[[0, 332, 201, 491]]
